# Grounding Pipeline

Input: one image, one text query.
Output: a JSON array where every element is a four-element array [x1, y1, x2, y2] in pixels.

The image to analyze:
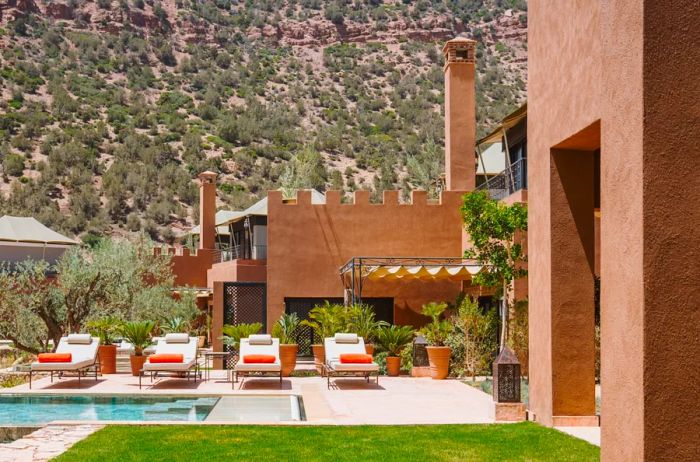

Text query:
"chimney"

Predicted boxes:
[[198, 171, 217, 250], [443, 37, 477, 191]]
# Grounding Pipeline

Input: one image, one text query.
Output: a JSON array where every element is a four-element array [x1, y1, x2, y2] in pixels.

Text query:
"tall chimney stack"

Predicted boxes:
[[198, 171, 217, 250], [443, 37, 477, 191]]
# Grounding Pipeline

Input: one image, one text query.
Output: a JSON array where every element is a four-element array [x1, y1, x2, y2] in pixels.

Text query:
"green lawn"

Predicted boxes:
[[55, 423, 599, 462]]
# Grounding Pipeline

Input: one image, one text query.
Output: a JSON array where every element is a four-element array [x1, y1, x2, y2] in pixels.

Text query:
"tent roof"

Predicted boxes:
[[0, 216, 78, 245], [477, 103, 528, 147], [477, 142, 506, 175], [190, 210, 243, 235]]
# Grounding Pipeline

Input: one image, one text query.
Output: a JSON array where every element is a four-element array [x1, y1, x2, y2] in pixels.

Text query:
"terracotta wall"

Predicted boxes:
[[529, 0, 700, 460], [266, 189, 467, 329], [207, 259, 267, 286], [165, 248, 214, 288]]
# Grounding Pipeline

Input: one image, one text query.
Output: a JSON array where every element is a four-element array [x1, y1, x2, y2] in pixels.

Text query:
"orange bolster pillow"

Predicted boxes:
[[243, 354, 276, 364], [149, 354, 184, 363], [339, 353, 373, 364], [38, 353, 72, 363]]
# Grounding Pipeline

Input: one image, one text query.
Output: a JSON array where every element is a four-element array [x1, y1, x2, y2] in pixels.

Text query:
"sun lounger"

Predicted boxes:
[[324, 333, 379, 389], [29, 334, 100, 389], [233, 334, 282, 389], [139, 334, 198, 389]]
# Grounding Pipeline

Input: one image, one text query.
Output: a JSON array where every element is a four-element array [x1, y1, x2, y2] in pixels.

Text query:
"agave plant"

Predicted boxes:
[[301, 301, 348, 342], [376, 325, 415, 357], [419, 301, 453, 346], [118, 320, 155, 356], [160, 315, 191, 335], [346, 304, 388, 343], [221, 323, 263, 350], [272, 312, 300, 345]]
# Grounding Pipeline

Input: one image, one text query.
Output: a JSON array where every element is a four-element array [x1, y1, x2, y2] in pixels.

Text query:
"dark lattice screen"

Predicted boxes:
[[285, 297, 394, 357], [223, 282, 266, 368]]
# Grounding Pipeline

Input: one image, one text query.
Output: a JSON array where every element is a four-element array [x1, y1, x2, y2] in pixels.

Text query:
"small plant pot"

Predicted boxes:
[[386, 356, 401, 377], [129, 355, 147, 377], [311, 344, 325, 375], [364, 343, 375, 356], [279, 344, 298, 377], [98, 344, 117, 374], [197, 336, 206, 348], [426, 346, 451, 380]]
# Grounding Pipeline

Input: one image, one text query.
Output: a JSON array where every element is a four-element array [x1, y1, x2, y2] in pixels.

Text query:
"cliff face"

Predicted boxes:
[[0, 0, 527, 241]]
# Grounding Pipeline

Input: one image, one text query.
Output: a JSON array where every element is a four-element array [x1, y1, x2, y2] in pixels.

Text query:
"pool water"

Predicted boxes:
[[0, 395, 304, 425]]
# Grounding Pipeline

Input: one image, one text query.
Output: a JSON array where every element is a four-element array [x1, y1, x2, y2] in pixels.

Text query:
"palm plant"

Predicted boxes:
[[272, 312, 300, 345], [86, 317, 118, 345], [118, 320, 155, 356], [347, 304, 388, 343], [221, 323, 262, 351], [301, 301, 348, 342], [419, 302, 453, 346], [376, 325, 415, 357]]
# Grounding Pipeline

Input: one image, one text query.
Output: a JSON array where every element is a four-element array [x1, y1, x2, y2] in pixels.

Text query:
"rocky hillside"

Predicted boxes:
[[0, 0, 527, 243]]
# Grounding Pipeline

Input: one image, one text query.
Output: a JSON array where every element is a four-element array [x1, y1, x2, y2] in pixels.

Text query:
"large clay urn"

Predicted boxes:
[[364, 343, 375, 356], [386, 356, 401, 377], [311, 344, 325, 375], [129, 355, 147, 377], [279, 344, 298, 377], [426, 346, 451, 380], [98, 344, 117, 374]]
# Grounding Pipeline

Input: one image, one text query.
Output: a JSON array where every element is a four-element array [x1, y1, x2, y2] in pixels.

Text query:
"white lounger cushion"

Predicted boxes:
[[67, 334, 93, 344], [164, 333, 190, 344], [234, 337, 281, 372], [142, 336, 198, 372], [329, 361, 380, 372], [335, 333, 359, 344], [248, 334, 272, 345], [30, 336, 100, 371], [324, 336, 379, 372]]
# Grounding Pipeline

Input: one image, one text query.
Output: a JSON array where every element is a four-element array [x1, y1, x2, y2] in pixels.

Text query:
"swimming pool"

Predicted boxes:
[[0, 395, 305, 425]]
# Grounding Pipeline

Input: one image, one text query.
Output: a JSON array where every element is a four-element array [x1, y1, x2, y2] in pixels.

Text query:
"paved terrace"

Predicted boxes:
[[3, 371, 496, 425]]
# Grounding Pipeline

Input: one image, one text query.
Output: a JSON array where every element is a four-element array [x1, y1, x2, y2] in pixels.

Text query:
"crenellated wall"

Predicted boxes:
[[156, 246, 214, 288], [266, 189, 468, 328]]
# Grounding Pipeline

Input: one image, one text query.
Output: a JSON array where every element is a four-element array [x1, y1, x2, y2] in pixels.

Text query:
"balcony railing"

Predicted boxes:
[[476, 158, 527, 200], [213, 244, 267, 263]]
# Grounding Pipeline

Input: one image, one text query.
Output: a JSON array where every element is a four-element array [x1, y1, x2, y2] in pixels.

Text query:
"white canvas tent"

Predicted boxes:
[[0, 216, 78, 266]]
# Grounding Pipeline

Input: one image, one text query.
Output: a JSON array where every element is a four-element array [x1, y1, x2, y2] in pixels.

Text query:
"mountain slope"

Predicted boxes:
[[0, 0, 526, 242]]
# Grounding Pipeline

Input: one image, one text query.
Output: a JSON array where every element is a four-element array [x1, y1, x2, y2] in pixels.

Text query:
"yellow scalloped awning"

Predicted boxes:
[[363, 264, 483, 281]]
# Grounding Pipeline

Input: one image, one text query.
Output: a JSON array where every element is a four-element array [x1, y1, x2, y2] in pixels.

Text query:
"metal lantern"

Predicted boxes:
[[493, 346, 521, 403], [412, 335, 429, 368]]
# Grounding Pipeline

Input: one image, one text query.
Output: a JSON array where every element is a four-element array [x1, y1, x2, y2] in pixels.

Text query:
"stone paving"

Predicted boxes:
[[0, 424, 103, 462]]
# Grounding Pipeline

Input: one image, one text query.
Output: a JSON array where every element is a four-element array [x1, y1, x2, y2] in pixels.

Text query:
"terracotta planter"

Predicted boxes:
[[279, 344, 298, 377], [426, 346, 451, 380], [364, 343, 375, 356], [129, 355, 148, 377], [197, 336, 206, 348], [311, 344, 325, 375], [386, 356, 401, 377], [98, 344, 117, 374]]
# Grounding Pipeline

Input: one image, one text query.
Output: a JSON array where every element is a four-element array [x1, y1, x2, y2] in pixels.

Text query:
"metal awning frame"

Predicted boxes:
[[340, 256, 485, 305]]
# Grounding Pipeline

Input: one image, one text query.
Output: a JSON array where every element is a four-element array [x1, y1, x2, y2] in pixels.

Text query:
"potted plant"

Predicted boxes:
[[272, 313, 300, 377], [419, 302, 453, 380], [301, 301, 347, 374], [347, 304, 388, 356], [221, 322, 262, 355], [118, 320, 155, 376], [376, 325, 415, 376], [87, 317, 119, 374]]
